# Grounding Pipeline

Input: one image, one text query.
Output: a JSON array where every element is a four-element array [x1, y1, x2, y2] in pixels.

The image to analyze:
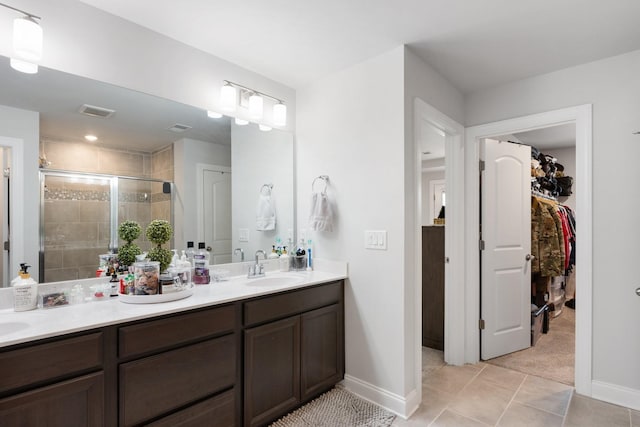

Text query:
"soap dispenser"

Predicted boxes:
[[11, 263, 38, 311]]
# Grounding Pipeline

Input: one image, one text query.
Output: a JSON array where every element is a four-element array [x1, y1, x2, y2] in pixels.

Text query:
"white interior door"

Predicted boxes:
[[203, 169, 232, 264], [480, 139, 532, 360]]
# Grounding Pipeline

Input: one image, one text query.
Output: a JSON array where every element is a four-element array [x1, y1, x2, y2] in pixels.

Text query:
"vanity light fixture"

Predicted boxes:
[[207, 110, 223, 119], [0, 2, 43, 74], [84, 134, 98, 142], [249, 93, 263, 120], [235, 118, 249, 126], [258, 124, 272, 132], [273, 102, 287, 127], [220, 82, 237, 112], [221, 80, 287, 127]]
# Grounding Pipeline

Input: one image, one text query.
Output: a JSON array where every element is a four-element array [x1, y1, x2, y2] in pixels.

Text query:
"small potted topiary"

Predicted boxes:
[[146, 219, 173, 272], [117, 221, 142, 269]]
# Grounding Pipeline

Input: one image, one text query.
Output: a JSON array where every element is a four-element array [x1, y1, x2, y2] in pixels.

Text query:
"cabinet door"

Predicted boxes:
[[244, 316, 300, 427], [0, 372, 104, 427], [301, 304, 344, 401]]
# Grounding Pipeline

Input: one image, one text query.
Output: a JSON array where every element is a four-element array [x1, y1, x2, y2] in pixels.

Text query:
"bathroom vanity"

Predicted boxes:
[[0, 270, 345, 427]]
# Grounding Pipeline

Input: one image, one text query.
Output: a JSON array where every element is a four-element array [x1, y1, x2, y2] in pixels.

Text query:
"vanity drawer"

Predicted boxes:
[[244, 281, 343, 327], [0, 332, 103, 394], [119, 334, 236, 427], [119, 304, 236, 358], [146, 389, 235, 427]]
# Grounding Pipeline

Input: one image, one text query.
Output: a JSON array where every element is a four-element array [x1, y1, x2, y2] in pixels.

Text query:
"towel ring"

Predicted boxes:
[[261, 183, 273, 195], [312, 175, 329, 193]]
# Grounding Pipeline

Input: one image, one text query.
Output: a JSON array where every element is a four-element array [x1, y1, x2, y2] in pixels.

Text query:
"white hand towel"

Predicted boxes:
[[256, 193, 276, 231], [309, 191, 334, 232]]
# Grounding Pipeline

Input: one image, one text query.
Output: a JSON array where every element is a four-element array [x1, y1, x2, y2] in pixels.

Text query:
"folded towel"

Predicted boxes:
[[309, 191, 333, 232], [256, 192, 276, 231]]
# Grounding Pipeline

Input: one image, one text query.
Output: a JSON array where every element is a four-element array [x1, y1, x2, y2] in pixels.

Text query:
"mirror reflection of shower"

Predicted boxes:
[[1, 147, 10, 286], [39, 170, 173, 282]]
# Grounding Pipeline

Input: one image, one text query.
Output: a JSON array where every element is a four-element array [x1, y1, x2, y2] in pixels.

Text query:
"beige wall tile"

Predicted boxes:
[[44, 200, 80, 223], [43, 140, 100, 172], [62, 248, 104, 268], [44, 250, 63, 269], [44, 268, 79, 282], [78, 201, 110, 223]]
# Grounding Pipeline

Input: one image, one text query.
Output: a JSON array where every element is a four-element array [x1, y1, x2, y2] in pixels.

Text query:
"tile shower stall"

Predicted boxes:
[[40, 171, 173, 282]]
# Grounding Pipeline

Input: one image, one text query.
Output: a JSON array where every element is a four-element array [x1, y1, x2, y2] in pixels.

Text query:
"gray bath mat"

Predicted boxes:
[[270, 387, 396, 427]]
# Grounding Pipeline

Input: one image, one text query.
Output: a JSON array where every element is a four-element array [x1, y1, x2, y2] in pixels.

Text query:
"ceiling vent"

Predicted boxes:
[[168, 123, 192, 133], [78, 104, 115, 118]]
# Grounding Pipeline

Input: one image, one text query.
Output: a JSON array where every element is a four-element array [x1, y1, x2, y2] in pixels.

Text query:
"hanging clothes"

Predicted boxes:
[[531, 196, 564, 277]]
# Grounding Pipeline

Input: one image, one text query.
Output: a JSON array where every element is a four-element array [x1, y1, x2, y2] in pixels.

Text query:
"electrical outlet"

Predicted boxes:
[[239, 228, 249, 242]]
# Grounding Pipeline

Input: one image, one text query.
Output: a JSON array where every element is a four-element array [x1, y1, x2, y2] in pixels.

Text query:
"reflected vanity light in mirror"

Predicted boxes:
[[259, 124, 272, 132], [207, 110, 223, 119], [235, 118, 249, 126], [10, 57, 37, 74], [84, 134, 98, 142]]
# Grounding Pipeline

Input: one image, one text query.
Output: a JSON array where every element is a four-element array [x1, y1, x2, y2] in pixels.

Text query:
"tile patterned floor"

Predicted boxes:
[[392, 347, 640, 427]]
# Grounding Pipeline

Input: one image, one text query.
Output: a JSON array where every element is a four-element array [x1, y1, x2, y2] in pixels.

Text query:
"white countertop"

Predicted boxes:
[[0, 263, 347, 349]]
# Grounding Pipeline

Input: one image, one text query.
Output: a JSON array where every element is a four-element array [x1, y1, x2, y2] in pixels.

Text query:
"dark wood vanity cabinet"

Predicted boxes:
[[0, 279, 344, 427], [243, 281, 344, 427], [422, 226, 445, 350], [0, 332, 105, 426]]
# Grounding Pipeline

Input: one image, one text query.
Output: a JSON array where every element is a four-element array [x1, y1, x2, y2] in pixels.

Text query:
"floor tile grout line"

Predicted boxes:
[[443, 407, 494, 427], [516, 399, 571, 419], [493, 373, 529, 426]]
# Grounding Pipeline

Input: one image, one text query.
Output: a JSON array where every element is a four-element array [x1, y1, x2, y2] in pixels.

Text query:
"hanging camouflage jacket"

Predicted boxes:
[[531, 197, 564, 276]]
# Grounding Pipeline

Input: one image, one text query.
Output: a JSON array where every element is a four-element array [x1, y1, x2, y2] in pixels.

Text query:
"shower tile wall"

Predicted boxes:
[[41, 140, 173, 281]]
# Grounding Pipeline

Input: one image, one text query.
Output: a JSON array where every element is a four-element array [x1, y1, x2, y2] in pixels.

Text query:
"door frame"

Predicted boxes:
[[414, 98, 465, 379], [460, 105, 592, 395], [195, 163, 232, 245], [0, 136, 22, 284]]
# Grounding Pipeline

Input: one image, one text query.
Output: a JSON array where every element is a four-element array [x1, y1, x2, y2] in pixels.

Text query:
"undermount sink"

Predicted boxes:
[[0, 321, 30, 336], [244, 275, 305, 287]]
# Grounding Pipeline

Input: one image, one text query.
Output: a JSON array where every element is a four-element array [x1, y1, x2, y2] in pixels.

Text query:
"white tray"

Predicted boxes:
[[118, 284, 195, 304]]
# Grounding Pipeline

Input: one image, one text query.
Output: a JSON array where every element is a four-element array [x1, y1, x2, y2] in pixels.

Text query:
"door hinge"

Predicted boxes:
[[479, 319, 485, 330], [3, 240, 8, 251], [479, 160, 485, 172], [479, 240, 485, 251]]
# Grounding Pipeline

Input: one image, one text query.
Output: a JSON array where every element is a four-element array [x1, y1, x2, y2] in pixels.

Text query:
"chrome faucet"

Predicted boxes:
[[234, 248, 244, 261], [248, 249, 267, 278]]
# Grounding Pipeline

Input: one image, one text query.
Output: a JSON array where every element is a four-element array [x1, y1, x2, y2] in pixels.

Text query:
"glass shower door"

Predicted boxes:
[[41, 173, 113, 282]]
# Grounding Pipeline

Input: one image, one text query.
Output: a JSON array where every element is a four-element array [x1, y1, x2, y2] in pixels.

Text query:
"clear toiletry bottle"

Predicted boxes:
[[185, 241, 195, 267], [279, 246, 290, 272], [193, 242, 210, 284], [268, 245, 280, 259]]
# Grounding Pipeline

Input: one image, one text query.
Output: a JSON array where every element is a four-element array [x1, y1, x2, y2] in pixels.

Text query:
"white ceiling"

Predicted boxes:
[[79, 0, 640, 93], [511, 124, 576, 150]]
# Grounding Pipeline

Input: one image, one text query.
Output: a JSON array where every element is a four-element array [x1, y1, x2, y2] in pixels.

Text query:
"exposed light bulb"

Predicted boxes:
[[10, 58, 37, 74], [220, 83, 237, 112], [13, 17, 42, 62], [249, 93, 263, 120], [273, 103, 287, 127], [207, 110, 223, 119], [235, 118, 249, 126], [259, 124, 272, 132], [84, 135, 98, 142]]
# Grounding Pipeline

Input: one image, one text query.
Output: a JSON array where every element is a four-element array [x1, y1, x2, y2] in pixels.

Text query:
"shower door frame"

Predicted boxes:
[[39, 169, 174, 282]]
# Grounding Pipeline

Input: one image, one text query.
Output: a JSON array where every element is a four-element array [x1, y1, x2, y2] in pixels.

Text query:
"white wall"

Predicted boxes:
[[0, 0, 296, 131], [173, 138, 231, 250], [297, 45, 464, 416], [543, 147, 576, 211], [422, 170, 445, 225], [297, 46, 408, 412], [231, 124, 294, 258], [466, 49, 640, 397], [0, 105, 39, 282]]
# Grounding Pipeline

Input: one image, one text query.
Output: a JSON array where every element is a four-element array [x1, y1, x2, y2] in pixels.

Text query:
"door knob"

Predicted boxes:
[[636, 288, 640, 297], [525, 254, 534, 261], [206, 246, 212, 252]]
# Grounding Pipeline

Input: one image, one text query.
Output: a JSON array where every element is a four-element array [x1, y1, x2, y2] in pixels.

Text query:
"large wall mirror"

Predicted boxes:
[[0, 56, 294, 284]]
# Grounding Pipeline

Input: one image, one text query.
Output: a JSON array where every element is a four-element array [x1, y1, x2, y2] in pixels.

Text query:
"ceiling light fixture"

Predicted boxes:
[[84, 135, 98, 142], [221, 80, 287, 127], [207, 110, 223, 119], [0, 3, 43, 74]]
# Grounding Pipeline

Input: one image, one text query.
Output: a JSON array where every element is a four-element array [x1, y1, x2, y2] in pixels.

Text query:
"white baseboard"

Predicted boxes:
[[342, 374, 420, 419], [591, 380, 640, 411]]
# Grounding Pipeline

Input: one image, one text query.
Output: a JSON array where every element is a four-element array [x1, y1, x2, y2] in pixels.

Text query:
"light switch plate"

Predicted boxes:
[[239, 228, 249, 242], [365, 230, 387, 250]]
